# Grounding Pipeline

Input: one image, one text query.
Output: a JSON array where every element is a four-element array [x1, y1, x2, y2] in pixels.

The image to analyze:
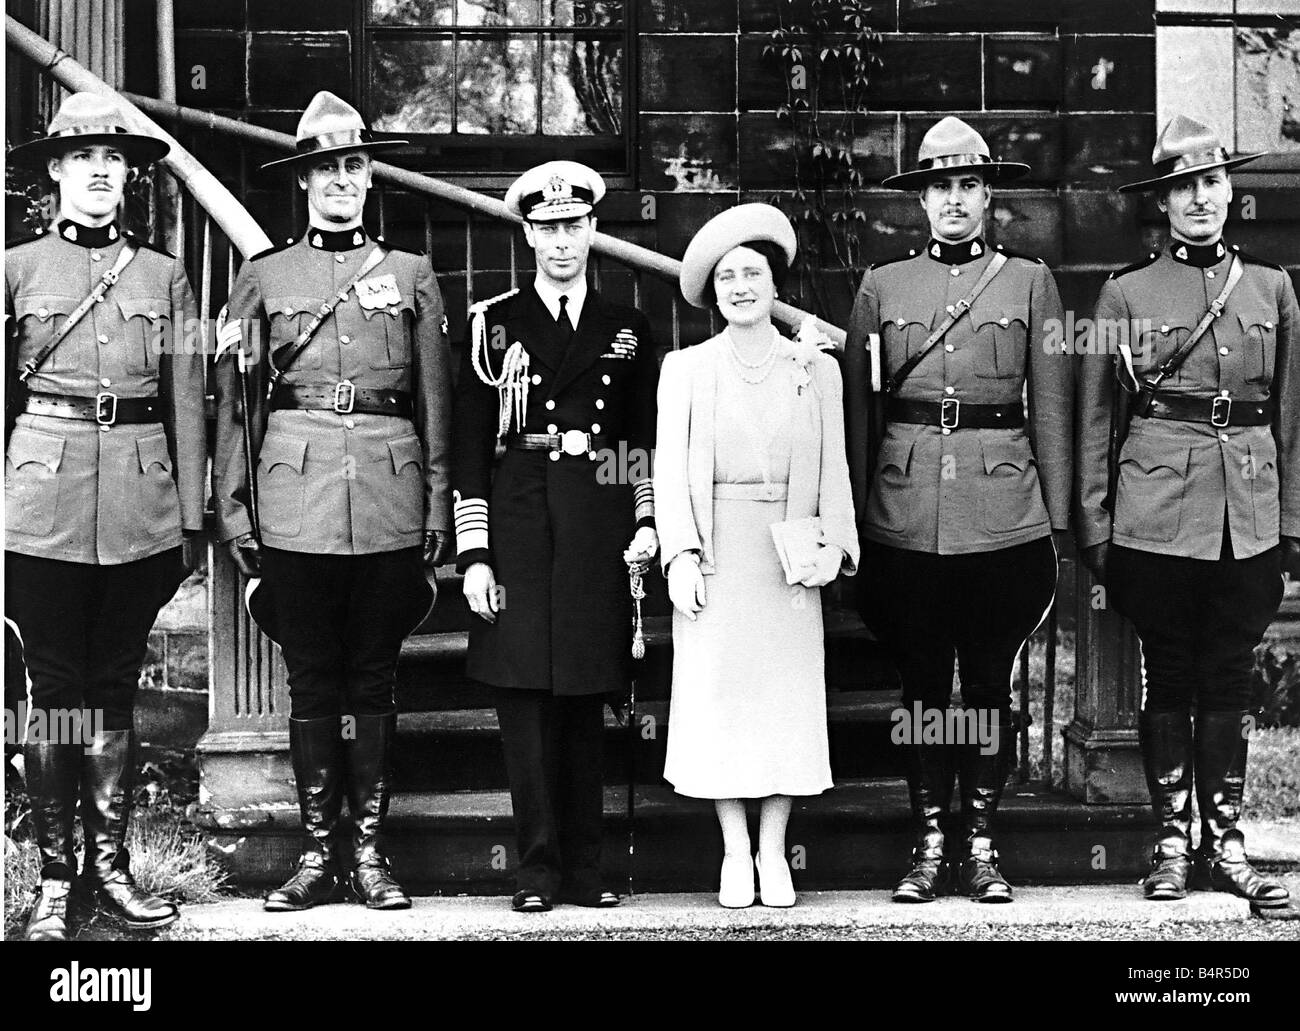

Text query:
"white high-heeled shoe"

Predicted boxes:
[[755, 852, 796, 908], [718, 852, 755, 908]]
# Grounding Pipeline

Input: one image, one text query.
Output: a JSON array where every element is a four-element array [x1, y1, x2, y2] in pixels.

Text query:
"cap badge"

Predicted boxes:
[[543, 175, 572, 202]]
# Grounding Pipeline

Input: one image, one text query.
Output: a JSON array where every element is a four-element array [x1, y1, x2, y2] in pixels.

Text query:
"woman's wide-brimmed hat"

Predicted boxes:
[[1118, 114, 1264, 193], [262, 91, 407, 170], [679, 203, 798, 309], [881, 116, 1029, 190], [8, 92, 169, 167]]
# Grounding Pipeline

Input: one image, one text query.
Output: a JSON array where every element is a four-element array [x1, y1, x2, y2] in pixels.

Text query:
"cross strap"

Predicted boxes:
[[1121, 255, 1245, 409], [266, 244, 389, 400], [18, 242, 139, 382], [886, 251, 1008, 396]]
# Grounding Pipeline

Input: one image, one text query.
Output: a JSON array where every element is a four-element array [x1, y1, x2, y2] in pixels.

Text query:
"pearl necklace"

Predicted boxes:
[[725, 328, 781, 385]]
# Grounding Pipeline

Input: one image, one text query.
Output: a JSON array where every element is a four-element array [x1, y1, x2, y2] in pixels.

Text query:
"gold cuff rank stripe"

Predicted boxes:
[[452, 491, 490, 554], [633, 478, 655, 521]]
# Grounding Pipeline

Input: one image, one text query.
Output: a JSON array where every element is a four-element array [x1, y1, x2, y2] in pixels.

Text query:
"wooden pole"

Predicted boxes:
[[154, 0, 182, 255], [121, 91, 847, 347]]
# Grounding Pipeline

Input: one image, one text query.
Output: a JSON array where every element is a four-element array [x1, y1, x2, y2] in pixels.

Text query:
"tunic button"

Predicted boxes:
[[90, 251, 102, 261], [547, 424, 558, 434], [595, 399, 605, 409], [945, 386, 955, 395], [999, 317, 1009, 327], [896, 318, 906, 328], [99, 424, 109, 433], [344, 418, 355, 429], [339, 334, 351, 344], [591, 423, 601, 434], [98, 334, 109, 344], [531, 374, 542, 385], [1220, 433, 1229, 443], [1221, 389, 1230, 397], [37, 307, 48, 318], [950, 268, 960, 277], [944, 344, 954, 352], [1206, 270, 1215, 279], [941, 428, 951, 436], [283, 307, 294, 316], [1160, 325, 1170, 333], [335, 254, 345, 264], [602, 374, 611, 385], [549, 451, 560, 461], [946, 305, 955, 314], [545, 400, 555, 410], [1219, 347, 1229, 356], [147, 310, 158, 319], [1265, 321, 1273, 330], [100, 378, 111, 387]]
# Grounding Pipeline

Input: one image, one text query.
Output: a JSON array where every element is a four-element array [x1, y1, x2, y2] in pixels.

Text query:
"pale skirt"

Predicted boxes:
[[662, 491, 833, 799]]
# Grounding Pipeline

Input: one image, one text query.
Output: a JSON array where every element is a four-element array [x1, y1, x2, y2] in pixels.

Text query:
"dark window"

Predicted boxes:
[[362, 0, 631, 177]]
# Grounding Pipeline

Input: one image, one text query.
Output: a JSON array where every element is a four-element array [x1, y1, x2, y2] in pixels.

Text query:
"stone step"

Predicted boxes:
[[199, 778, 1156, 893], [390, 693, 921, 790]]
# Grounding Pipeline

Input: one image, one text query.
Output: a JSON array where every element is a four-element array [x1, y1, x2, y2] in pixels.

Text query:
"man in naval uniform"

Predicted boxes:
[[5, 93, 205, 940], [844, 116, 1073, 903], [212, 92, 453, 912], [1076, 115, 1296, 907], [452, 161, 659, 911]]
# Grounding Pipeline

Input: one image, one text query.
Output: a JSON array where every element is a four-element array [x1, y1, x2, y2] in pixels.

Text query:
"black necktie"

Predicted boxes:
[[556, 295, 573, 345]]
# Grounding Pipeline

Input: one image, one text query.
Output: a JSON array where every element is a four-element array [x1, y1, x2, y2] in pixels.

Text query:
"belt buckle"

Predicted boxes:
[[95, 391, 118, 425], [1210, 396, 1231, 428], [333, 380, 356, 414], [940, 397, 960, 430], [560, 429, 590, 457]]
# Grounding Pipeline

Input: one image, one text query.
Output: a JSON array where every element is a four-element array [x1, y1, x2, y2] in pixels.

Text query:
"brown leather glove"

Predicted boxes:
[[227, 532, 262, 578], [1080, 541, 1110, 585], [423, 530, 451, 568]]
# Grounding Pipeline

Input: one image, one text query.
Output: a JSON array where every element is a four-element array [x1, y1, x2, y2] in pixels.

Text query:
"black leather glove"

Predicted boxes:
[[1282, 536, 1300, 580], [181, 530, 201, 575], [227, 532, 262, 578], [1080, 541, 1110, 585], [423, 530, 451, 568]]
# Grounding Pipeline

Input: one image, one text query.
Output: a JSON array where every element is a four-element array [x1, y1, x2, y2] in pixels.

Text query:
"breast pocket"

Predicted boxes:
[[880, 308, 934, 368], [1134, 320, 1193, 384], [1236, 310, 1277, 388], [981, 436, 1045, 534], [136, 432, 181, 537], [257, 432, 308, 538], [116, 298, 170, 373], [265, 297, 324, 371], [4, 425, 65, 536], [362, 297, 416, 369], [1114, 440, 1191, 543], [867, 435, 916, 535], [13, 294, 79, 373], [972, 301, 1028, 380]]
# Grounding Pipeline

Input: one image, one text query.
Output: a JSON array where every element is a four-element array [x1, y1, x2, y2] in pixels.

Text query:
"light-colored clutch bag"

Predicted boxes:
[[770, 516, 824, 586]]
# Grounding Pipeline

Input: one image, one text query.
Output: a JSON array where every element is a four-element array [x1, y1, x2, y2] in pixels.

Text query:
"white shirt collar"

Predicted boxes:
[[533, 275, 587, 330]]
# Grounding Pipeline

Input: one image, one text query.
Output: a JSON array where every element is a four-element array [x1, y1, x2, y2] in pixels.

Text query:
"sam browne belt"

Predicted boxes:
[[886, 398, 1025, 430], [24, 390, 162, 425], [271, 382, 413, 418], [1135, 395, 1272, 428]]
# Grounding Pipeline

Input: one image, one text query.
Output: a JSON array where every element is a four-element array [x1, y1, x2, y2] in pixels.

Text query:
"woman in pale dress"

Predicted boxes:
[[654, 204, 859, 908]]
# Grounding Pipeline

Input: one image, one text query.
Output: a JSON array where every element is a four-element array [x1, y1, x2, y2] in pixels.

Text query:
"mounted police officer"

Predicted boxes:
[[1076, 115, 1297, 908], [452, 161, 659, 911], [212, 92, 453, 912], [844, 117, 1074, 903], [5, 93, 206, 940]]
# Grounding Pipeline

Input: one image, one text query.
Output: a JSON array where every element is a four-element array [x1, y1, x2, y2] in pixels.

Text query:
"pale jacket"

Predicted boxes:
[[654, 332, 860, 576]]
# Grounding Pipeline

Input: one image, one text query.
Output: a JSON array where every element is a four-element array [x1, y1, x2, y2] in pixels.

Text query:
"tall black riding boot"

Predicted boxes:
[[892, 739, 955, 903], [1191, 710, 1289, 908], [80, 730, 179, 930], [956, 709, 1013, 903], [1139, 709, 1194, 901], [265, 716, 346, 912], [22, 741, 81, 941], [345, 712, 410, 910]]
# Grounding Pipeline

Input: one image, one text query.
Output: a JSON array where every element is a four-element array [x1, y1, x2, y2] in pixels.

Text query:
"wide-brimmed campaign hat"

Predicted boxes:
[[881, 116, 1029, 190], [8, 92, 169, 167], [679, 203, 798, 309], [1118, 114, 1264, 193], [504, 160, 606, 222], [262, 91, 407, 170]]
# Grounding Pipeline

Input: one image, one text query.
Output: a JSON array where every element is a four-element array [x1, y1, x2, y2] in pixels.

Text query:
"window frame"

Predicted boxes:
[[354, 0, 637, 187]]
